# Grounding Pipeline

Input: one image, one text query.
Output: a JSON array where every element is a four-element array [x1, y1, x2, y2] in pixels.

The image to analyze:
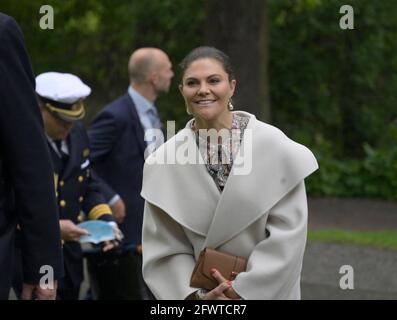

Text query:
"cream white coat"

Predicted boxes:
[[141, 112, 318, 300]]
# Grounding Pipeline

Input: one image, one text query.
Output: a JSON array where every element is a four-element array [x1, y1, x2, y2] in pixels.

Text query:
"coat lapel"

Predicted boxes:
[[142, 128, 220, 236], [203, 113, 318, 248]]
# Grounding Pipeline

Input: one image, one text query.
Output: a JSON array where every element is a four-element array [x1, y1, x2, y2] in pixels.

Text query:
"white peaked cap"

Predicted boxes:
[[35, 72, 91, 104]]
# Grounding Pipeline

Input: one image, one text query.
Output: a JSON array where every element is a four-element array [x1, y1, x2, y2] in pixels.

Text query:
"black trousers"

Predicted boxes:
[[86, 249, 155, 300], [12, 242, 81, 300], [57, 270, 80, 300], [0, 288, 9, 300]]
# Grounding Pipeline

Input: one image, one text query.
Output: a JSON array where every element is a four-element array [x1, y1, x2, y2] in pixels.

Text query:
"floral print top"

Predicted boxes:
[[190, 113, 249, 192]]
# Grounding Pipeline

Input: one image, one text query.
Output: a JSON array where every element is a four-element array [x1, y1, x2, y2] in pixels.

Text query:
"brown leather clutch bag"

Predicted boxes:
[[190, 248, 247, 291]]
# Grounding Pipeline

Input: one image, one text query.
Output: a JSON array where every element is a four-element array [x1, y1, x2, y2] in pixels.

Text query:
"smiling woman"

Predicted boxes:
[[178, 47, 236, 131], [141, 46, 319, 300]]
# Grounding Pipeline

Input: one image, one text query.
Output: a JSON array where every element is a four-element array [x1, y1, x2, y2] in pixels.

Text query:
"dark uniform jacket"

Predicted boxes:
[[0, 13, 63, 297], [52, 122, 113, 288], [88, 94, 146, 246]]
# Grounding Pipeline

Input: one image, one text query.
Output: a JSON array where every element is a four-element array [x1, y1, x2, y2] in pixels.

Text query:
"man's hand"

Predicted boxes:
[[60, 219, 89, 242], [110, 198, 126, 224], [109, 222, 123, 242], [21, 281, 58, 300], [102, 222, 123, 252], [102, 240, 117, 252]]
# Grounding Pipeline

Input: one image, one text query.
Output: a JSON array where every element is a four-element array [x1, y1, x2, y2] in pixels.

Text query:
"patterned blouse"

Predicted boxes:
[[191, 113, 249, 192]]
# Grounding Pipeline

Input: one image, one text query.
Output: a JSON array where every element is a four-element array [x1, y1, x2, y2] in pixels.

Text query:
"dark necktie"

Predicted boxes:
[[54, 140, 69, 174]]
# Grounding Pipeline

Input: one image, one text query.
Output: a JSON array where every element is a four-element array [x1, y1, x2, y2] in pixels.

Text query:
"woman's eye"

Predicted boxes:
[[186, 81, 197, 86], [210, 78, 220, 84]]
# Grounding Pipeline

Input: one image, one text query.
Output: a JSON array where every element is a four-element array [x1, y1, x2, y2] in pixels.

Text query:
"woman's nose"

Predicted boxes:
[[197, 83, 210, 95]]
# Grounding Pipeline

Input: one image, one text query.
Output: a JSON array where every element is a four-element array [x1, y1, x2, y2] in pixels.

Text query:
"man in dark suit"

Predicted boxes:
[[88, 47, 173, 299], [0, 13, 63, 300]]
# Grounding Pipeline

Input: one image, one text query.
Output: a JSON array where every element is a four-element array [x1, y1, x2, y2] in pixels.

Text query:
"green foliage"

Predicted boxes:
[[268, 0, 397, 159], [308, 230, 397, 251], [307, 144, 397, 200], [268, 0, 397, 200], [1, 0, 206, 128]]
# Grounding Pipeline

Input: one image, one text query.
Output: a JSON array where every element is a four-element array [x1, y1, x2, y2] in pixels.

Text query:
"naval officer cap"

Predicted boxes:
[[35, 72, 91, 122]]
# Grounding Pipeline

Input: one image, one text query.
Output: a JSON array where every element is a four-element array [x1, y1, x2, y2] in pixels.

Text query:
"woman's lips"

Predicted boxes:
[[194, 99, 217, 106]]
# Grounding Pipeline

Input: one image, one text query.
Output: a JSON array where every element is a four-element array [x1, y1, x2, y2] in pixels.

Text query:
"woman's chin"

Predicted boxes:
[[192, 105, 230, 124], [194, 109, 217, 122]]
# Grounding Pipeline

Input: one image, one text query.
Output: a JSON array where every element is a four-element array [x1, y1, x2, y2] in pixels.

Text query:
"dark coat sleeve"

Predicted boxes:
[[89, 168, 116, 206], [0, 15, 63, 283], [82, 169, 114, 222], [88, 110, 123, 201]]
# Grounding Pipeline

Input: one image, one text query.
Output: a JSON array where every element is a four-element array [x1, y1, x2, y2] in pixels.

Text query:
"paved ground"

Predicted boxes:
[[301, 243, 397, 300], [303, 197, 397, 300], [308, 197, 397, 231]]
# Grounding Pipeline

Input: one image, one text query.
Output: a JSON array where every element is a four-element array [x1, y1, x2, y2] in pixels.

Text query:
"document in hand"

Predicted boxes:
[[78, 220, 115, 244]]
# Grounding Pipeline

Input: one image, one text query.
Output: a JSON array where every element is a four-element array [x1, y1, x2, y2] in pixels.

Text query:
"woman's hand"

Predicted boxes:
[[210, 268, 241, 300], [202, 281, 232, 300]]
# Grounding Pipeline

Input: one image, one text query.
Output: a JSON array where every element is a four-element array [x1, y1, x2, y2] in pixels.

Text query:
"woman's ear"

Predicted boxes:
[[178, 84, 183, 94], [230, 79, 236, 94]]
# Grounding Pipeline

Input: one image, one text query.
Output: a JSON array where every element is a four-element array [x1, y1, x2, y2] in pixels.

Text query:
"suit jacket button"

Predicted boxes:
[[60, 200, 66, 207], [78, 176, 84, 183], [77, 213, 84, 222], [59, 180, 64, 187], [79, 196, 84, 203]]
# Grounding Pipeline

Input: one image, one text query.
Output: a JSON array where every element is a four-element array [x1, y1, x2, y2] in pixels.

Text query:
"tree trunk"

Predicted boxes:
[[205, 0, 270, 121]]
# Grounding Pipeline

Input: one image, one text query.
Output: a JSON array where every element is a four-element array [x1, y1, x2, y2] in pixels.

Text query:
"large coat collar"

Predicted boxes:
[[141, 112, 318, 248]]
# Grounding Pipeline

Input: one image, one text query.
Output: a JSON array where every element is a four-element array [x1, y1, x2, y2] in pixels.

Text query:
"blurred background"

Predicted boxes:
[[2, 0, 397, 299]]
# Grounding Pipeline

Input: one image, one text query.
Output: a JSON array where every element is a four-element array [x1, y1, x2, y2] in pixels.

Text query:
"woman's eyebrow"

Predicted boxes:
[[184, 74, 222, 81]]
